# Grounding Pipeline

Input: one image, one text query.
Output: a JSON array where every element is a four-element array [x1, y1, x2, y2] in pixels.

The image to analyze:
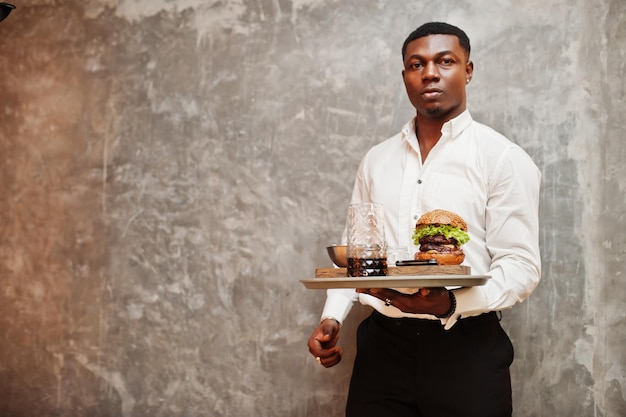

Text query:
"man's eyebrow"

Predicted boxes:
[[406, 50, 457, 61], [407, 50, 456, 59]]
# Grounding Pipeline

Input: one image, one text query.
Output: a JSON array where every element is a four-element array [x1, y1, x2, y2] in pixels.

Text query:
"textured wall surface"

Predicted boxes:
[[0, 0, 625, 416]]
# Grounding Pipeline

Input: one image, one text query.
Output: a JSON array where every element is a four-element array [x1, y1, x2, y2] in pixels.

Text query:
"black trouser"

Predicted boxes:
[[346, 311, 514, 417]]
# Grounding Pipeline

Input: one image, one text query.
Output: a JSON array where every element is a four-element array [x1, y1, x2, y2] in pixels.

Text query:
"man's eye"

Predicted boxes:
[[441, 58, 454, 65], [411, 62, 423, 69]]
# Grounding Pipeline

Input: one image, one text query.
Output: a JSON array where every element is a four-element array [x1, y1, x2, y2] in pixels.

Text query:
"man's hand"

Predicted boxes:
[[356, 287, 452, 317], [307, 318, 343, 368]]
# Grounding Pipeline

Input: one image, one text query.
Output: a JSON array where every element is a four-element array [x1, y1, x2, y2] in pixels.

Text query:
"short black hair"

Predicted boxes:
[[402, 22, 471, 61]]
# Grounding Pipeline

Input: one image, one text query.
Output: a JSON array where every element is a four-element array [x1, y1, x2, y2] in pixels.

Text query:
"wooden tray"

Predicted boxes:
[[315, 265, 470, 278], [301, 265, 488, 292], [300, 275, 490, 290]]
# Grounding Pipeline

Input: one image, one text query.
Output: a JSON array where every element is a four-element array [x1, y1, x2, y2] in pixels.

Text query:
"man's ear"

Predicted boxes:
[[466, 60, 474, 79]]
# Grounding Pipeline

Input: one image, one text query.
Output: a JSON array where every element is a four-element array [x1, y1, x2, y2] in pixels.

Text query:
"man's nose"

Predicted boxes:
[[422, 61, 440, 81]]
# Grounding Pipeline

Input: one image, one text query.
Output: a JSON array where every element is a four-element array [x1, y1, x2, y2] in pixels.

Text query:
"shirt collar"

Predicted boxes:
[[401, 109, 473, 142], [442, 109, 473, 138]]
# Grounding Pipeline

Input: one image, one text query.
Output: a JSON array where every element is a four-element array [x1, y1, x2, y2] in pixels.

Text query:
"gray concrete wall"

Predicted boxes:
[[0, 0, 624, 416]]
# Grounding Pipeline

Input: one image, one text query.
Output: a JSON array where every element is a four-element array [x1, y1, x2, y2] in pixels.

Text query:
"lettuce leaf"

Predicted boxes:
[[412, 225, 470, 246]]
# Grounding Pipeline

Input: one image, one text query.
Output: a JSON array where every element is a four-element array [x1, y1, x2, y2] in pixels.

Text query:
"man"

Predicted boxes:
[[307, 22, 541, 417]]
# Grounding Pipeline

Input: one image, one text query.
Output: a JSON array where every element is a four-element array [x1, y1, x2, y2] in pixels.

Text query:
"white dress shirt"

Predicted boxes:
[[321, 110, 541, 329]]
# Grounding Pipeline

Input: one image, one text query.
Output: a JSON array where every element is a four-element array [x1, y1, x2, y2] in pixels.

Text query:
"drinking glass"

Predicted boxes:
[[346, 203, 388, 277], [387, 246, 411, 266]]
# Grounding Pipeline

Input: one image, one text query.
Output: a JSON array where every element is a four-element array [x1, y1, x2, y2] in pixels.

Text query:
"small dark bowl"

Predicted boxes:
[[326, 245, 347, 267]]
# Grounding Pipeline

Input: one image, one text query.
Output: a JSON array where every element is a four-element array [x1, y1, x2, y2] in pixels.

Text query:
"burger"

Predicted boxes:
[[412, 209, 470, 265]]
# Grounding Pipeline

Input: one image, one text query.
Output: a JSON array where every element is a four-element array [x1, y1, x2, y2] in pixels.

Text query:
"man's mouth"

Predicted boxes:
[[421, 88, 443, 99]]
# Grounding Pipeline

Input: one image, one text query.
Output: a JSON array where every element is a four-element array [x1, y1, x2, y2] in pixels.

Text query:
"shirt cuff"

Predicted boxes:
[[321, 288, 357, 324], [441, 286, 488, 330]]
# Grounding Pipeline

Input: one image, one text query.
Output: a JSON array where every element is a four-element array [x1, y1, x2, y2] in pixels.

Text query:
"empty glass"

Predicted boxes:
[[387, 246, 411, 266]]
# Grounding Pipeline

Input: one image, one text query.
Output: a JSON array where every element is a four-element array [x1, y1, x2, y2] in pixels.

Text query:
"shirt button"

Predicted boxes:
[[417, 179, 422, 184], [413, 215, 419, 220]]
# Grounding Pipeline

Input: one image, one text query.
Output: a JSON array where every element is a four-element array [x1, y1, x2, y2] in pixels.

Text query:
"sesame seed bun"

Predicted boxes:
[[416, 209, 467, 231]]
